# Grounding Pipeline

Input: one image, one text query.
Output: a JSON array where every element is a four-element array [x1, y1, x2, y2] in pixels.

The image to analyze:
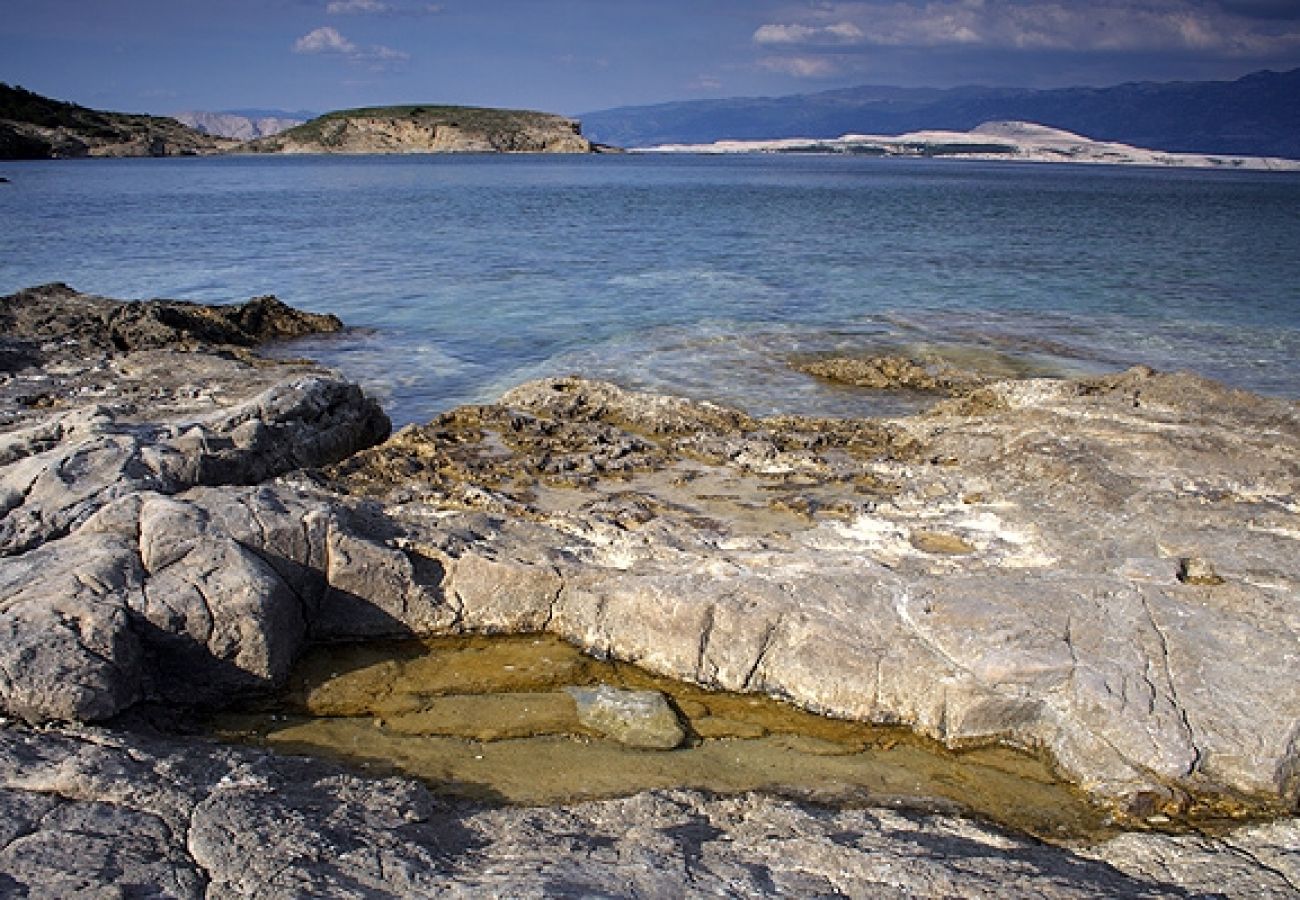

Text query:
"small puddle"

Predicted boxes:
[[210, 633, 1124, 843]]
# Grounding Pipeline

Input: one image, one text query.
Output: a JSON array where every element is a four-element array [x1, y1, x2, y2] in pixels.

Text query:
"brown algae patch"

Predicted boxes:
[[211, 633, 1114, 843]]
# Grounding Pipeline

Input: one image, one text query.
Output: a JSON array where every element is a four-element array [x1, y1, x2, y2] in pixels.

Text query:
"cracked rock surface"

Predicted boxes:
[[326, 371, 1300, 818], [1, 723, 1298, 899], [1, 286, 1297, 896]]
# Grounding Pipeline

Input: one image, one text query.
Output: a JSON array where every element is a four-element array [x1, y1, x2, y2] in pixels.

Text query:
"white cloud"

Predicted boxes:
[[327, 0, 388, 12], [689, 75, 724, 91], [326, 0, 441, 15], [754, 21, 864, 45], [760, 56, 839, 77], [760, 1, 1300, 56], [294, 26, 357, 54], [293, 26, 408, 67]]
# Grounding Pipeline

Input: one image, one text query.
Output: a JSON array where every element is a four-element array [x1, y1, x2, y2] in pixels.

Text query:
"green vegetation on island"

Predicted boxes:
[[0, 86, 606, 158], [243, 103, 599, 154]]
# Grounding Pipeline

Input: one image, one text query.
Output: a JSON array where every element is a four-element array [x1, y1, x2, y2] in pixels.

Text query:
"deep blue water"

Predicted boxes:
[[3, 153, 1298, 425]]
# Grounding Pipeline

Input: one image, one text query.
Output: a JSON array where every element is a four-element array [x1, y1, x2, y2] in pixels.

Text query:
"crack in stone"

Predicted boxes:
[[1139, 593, 1201, 775], [741, 616, 781, 693], [1220, 837, 1300, 893], [694, 605, 717, 682], [539, 567, 565, 632]]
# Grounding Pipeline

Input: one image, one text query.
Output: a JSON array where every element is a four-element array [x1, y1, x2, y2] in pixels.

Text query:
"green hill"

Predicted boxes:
[[244, 104, 597, 154]]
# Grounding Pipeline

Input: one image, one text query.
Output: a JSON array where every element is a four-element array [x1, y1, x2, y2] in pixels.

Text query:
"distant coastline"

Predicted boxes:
[[639, 120, 1300, 172]]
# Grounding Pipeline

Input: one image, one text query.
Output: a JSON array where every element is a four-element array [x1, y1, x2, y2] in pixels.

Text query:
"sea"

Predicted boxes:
[[3, 153, 1298, 426]]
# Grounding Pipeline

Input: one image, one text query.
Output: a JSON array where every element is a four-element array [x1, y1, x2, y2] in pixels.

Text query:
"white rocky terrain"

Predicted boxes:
[[643, 120, 1300, 171], [0, 286, 1297, 897], [172, 111, 307, 141]]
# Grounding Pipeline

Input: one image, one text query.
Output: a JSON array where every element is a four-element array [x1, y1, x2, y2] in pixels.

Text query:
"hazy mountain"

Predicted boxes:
[[173, 110, 310, 141], [581, 69, 1300, 158]]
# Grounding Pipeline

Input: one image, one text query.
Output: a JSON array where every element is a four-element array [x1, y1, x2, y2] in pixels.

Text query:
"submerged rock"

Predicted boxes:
[[566, 685, 687, 749], [794, 353, 986, 394]]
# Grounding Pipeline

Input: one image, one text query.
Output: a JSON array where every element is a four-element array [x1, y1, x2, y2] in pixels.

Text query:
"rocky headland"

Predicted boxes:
[[242, 105, 597, 155], [0, 87, 605, 160], [0, 286, 1297, 896], [0, 84, 234, 160]]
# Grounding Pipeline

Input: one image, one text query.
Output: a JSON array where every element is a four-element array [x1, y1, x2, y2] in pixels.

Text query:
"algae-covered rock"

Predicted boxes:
[[567, 685, 687, 750]]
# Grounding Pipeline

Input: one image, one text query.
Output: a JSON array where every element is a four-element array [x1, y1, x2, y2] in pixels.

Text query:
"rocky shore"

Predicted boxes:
[[1, 286, 1297, 896]]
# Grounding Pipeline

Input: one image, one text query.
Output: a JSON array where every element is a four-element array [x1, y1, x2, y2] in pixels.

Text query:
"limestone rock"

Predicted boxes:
[[0, 723, 1294, 898], [0, 374, 388, 556], [566, 685, 687, 749], [331, 372, 1300, 816], [0, 283, 343, 353]]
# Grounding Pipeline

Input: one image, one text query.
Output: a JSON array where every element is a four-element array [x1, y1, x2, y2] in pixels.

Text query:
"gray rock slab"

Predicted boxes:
[[2, 722, 1293, 899], [334, 371, 1300, 814]]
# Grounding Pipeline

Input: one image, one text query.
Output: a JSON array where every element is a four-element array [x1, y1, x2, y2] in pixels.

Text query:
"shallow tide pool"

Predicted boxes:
[[212, 634, 1184, 845]]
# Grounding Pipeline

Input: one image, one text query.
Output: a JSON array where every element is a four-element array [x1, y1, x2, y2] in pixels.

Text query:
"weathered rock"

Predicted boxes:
[[0, 288, 391, 720], [0, 374, 388, 555], [566, 685, 687, 749], [3, 288, 1298, 893], [327, 372, 1300, 818], [1, 722, 1295, 898], [794, 353, 987, 394], [1, 283, 343, 353]]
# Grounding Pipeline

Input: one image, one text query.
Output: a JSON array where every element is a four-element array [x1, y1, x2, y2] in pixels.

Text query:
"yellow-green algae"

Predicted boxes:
[[212, 633, 1122, 843]]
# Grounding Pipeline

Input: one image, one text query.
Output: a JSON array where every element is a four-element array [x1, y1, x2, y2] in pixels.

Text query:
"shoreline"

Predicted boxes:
[[1, 285, 1297, 896]]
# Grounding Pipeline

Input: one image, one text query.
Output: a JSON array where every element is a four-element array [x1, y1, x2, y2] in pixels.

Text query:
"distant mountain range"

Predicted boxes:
[[580, 69, 1300, 158], [172, 110, 314, 141]]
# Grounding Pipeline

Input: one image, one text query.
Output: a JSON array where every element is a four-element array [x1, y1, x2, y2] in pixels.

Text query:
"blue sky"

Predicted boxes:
[[4, 0, 1300, 117]]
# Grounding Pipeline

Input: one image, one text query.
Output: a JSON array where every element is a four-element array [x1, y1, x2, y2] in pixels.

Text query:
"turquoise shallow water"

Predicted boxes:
[[2, 154, 1298, 425]]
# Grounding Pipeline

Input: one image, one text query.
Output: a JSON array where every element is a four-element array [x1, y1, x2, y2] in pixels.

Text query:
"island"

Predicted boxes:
[[241, 104, 599, 154], [0, 86, 604, 159]]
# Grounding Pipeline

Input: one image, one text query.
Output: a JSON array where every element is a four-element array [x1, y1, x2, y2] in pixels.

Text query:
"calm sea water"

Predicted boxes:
[[3, 154, 1298, 425]]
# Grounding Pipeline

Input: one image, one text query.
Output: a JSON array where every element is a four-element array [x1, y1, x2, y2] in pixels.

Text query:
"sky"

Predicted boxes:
[[4, 0, 1300, 117]]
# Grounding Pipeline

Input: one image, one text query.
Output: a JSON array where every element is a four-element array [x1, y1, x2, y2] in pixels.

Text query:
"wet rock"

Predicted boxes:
[[0, 283, 343, 354], [330, 372, 1300, 818], [0, 723, 1295, 899], [909, 529, 977, 555], [794, 354, 986, 395], [567, 685, 687, 750], [3, 285, 1298, 892]]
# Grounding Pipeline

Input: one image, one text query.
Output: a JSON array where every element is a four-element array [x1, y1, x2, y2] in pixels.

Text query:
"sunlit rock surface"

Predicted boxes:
[[1, 286, 1297, 896]]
